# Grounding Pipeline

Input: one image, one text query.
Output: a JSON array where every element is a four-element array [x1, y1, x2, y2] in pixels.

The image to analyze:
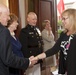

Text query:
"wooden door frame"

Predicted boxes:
[[8, 0, 21, 37], [34, 0, 58, 40]]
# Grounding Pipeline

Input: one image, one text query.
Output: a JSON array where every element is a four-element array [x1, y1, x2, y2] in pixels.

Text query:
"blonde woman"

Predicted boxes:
[[42, 20, 57, 70], [32, 9, 76, 75]]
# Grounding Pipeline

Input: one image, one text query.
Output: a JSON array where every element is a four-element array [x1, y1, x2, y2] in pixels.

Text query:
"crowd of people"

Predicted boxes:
[[32, 9, 76, 75], [0, 4, 36, 75], [0, 3, 76, 75]]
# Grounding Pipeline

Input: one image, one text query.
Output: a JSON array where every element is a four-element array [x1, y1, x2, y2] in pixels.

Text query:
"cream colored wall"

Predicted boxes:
[[0, 0, 26, 28], [19, 0, 26, 28], [0, 0, 9, 7]]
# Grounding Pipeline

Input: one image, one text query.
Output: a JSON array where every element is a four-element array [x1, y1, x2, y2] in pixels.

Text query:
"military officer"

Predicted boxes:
[[19, 12, 43, 75]]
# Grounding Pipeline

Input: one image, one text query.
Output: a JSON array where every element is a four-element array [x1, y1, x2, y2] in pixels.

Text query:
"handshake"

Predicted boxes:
[[29, 52, 46, 67], [29, 56, 39, 67]]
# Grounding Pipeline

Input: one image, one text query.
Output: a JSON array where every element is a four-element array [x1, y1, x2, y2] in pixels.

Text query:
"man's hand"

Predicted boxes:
[[29, 56, 37, 67]]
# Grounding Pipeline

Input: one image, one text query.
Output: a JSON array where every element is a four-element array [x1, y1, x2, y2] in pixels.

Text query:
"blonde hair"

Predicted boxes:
[[61, 9, 76, 34], [42, 20, 50, 27]]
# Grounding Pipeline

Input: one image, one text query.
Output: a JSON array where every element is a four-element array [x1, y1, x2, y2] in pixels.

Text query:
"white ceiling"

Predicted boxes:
[[64, 0, 76, 3]]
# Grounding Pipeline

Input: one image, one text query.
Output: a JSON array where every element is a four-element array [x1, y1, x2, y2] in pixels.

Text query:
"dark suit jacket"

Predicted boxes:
[[0, 23, 29, 75]]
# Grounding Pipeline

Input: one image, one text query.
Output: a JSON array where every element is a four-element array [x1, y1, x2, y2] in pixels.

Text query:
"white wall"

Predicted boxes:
[[19, 0, 26, 28], [0, 0, 26, 28], [0, 0, 8, 7], [64, 0, 76, 4]]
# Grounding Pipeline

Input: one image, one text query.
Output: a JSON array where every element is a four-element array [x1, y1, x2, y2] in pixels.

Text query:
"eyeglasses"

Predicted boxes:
[[61, 17, 69, 21]]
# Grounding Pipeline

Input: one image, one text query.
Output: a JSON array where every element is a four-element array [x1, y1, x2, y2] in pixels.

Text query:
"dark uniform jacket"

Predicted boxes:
[[0, 23, 29, 75], [19, 24, 43, 63]]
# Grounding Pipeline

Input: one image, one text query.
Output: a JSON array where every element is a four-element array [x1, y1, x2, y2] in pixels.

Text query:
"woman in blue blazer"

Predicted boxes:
[[7, 13, 24, 75]]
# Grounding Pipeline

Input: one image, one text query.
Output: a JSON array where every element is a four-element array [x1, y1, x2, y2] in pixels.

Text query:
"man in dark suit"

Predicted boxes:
[[0, 4, 36, 75], [19, 12, 43, 75]]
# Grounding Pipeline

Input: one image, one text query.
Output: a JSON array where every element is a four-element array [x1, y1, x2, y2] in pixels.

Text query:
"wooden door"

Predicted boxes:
[[34, 0, 58, 39]]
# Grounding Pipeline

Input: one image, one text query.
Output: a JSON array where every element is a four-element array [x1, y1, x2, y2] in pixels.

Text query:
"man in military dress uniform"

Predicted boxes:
[[19, 12, 43, 75]]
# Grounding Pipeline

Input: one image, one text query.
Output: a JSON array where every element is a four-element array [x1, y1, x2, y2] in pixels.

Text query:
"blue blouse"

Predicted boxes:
[[10, 36, 23, 57], [9, 35, 24, 75]]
